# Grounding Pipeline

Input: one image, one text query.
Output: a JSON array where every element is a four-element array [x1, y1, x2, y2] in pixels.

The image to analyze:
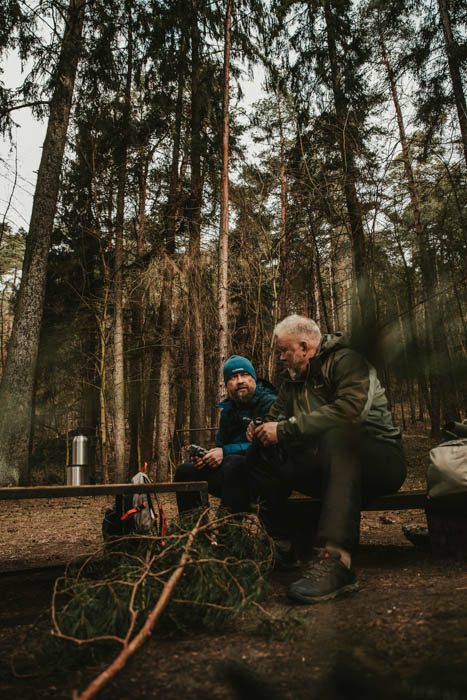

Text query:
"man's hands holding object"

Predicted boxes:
[[189, 444, 223, 470], [246, 419, 279, 446]]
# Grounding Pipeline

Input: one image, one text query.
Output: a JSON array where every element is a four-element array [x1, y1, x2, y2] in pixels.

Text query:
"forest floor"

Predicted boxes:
[[1, 426, 467, 699]]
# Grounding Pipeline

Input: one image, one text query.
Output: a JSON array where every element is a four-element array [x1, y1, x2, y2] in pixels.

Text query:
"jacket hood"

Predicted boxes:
[[316, 332, 350, 358]]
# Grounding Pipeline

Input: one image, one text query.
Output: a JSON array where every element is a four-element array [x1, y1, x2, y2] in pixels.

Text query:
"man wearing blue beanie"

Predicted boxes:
[[223, 355, 257, 384], [175, 355, 276, 514]]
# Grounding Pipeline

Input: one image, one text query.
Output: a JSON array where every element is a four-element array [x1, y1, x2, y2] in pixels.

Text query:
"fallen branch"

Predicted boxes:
[[72, 510, 205, 700]]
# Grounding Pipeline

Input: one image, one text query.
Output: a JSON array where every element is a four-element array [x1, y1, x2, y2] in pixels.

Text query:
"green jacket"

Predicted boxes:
[[268, 333, 400, 446]]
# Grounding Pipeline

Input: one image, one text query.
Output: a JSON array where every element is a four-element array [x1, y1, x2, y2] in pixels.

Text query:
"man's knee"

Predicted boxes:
[[174, 462, 198, 482], [222, 455, 246, 477], [318, 425, 361, 456]]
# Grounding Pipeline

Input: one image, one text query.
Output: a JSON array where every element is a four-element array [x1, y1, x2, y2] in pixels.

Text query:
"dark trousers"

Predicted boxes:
[[246, 427, 407, 553], [174, 454, 250, 514]]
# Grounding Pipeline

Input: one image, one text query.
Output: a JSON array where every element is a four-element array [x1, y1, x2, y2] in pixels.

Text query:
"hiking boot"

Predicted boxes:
[[288, 549, 358, 603], [273, 539, 300, 571], [402, 525, 431, 552]]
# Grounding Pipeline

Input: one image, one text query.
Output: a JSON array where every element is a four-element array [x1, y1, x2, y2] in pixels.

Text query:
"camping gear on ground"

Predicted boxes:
[[102, 466, 167, 540], [426, 425, 467, 556], [427, 438, 467, 499], [403, 421, 467, 557]]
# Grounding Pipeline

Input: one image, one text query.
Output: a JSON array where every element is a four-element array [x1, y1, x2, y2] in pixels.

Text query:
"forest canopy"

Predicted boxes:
[[0, 0, 465, 486]]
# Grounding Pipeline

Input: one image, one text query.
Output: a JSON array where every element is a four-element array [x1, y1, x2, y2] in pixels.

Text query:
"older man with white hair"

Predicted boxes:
[[247, 314, 406, 604]]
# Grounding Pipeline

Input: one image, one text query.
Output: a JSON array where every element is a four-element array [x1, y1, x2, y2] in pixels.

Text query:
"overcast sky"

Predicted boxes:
[[0, 52, 264, 233], [0, 52, 46, 232]]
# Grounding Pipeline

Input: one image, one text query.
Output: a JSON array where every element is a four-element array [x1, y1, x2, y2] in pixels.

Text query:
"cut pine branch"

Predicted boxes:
[[72, 513, 205, 700]]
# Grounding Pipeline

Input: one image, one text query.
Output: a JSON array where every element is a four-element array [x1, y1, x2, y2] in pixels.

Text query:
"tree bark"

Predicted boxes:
[[97, 279, 110, 484], [277, 94, 289, 319], [187, 0, 206, 436], [437, 0, 467, 168], [323, 0, 377, 346], [128, 154, 149, 473], [155, 60, 186, 479], [217, 0, 232, 402], [155, 261, 174, 481], [113, 5, 133, 481], [380, 31, 442, 432], [0, 0, 86, 485]]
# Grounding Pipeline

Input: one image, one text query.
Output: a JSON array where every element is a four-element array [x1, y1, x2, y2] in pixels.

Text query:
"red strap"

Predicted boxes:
[[120, 502, 147, 521]]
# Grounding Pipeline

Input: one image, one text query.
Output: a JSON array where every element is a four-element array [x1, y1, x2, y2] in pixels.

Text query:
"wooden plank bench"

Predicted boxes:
[[287, 489, 427, 515], [287, 489, 467, 558], [286, 490, 428, 558], [0, 481, 209, 505]]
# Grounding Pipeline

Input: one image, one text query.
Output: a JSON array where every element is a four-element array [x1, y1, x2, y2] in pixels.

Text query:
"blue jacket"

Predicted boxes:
[[215, 380, 277, 455]]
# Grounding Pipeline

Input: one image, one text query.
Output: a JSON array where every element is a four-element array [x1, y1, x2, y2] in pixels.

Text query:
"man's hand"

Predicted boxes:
[[255, 422, 279, 447], [246, 420, 255, 443], [199, 447, 223, 469], [192, 456, 205, 469]]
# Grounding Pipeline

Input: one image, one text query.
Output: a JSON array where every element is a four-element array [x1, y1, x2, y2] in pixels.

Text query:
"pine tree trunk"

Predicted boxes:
[[97, 284, 110, 484], [141, 347, 158, 469], [437, 0, 467, 167], [0, 0, 86, 485], [155, 263, 173, 481], [307, 208, 331, 331], [173, 315, 191, 462], [278, 95, 289, 319], [380, 33, 442, 433], [396, 296, 416, 424], [156, 63, 186, 479], [128, 155, 149, 473], [331, 233, 352, 335], [217, 0, 232, 402], [113, 6, 133, 481], [187, 0, 206, 436], [0, 285, 7, 372], [323, 0, 376, 345]]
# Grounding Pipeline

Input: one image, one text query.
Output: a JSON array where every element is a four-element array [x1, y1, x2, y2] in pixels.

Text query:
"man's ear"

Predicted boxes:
[[300, 340, 308, 352]]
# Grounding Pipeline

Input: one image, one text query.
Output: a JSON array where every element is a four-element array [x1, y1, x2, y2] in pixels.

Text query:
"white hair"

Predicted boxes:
[[274, 314, 322, 344]]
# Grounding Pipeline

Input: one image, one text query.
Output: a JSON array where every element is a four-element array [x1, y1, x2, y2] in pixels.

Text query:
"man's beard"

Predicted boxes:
[[287, 364, 308, 380], [229, 387, 254, 403]]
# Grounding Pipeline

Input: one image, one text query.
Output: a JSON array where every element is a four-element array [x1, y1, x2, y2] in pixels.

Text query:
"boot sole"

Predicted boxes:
[[287, 581, 359, 604]]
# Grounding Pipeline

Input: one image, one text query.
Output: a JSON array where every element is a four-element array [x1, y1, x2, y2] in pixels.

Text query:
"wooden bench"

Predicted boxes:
[[0, 481, 209, 505], [287, 490, 467, 558], [286, 490, 428, 558], [287, 489, 426, 515]]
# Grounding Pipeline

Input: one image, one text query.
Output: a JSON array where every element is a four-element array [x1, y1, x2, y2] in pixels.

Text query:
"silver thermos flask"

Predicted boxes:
[[66, 435, 89, 485]]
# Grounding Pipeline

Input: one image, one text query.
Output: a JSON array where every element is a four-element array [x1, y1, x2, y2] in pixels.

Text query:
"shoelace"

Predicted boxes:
[[303, 550, 338, 580]]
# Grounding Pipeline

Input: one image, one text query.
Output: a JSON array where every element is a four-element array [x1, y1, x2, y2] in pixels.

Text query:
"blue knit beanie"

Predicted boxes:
[[223, 355, 257, 384]]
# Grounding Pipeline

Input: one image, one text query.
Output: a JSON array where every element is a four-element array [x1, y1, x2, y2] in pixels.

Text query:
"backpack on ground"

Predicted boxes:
[[427, 437, 467, 499], [102, 469, 167, 540], [404, 422, 467, 557]]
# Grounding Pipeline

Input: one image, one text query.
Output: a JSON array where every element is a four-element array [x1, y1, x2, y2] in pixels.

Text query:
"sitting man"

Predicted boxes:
[[175, 355, 276, 515], [246, 314, 406, 604]]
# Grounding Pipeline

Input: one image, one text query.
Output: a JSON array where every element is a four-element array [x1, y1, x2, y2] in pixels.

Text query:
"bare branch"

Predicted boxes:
[[0, 100, 50, 118]]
